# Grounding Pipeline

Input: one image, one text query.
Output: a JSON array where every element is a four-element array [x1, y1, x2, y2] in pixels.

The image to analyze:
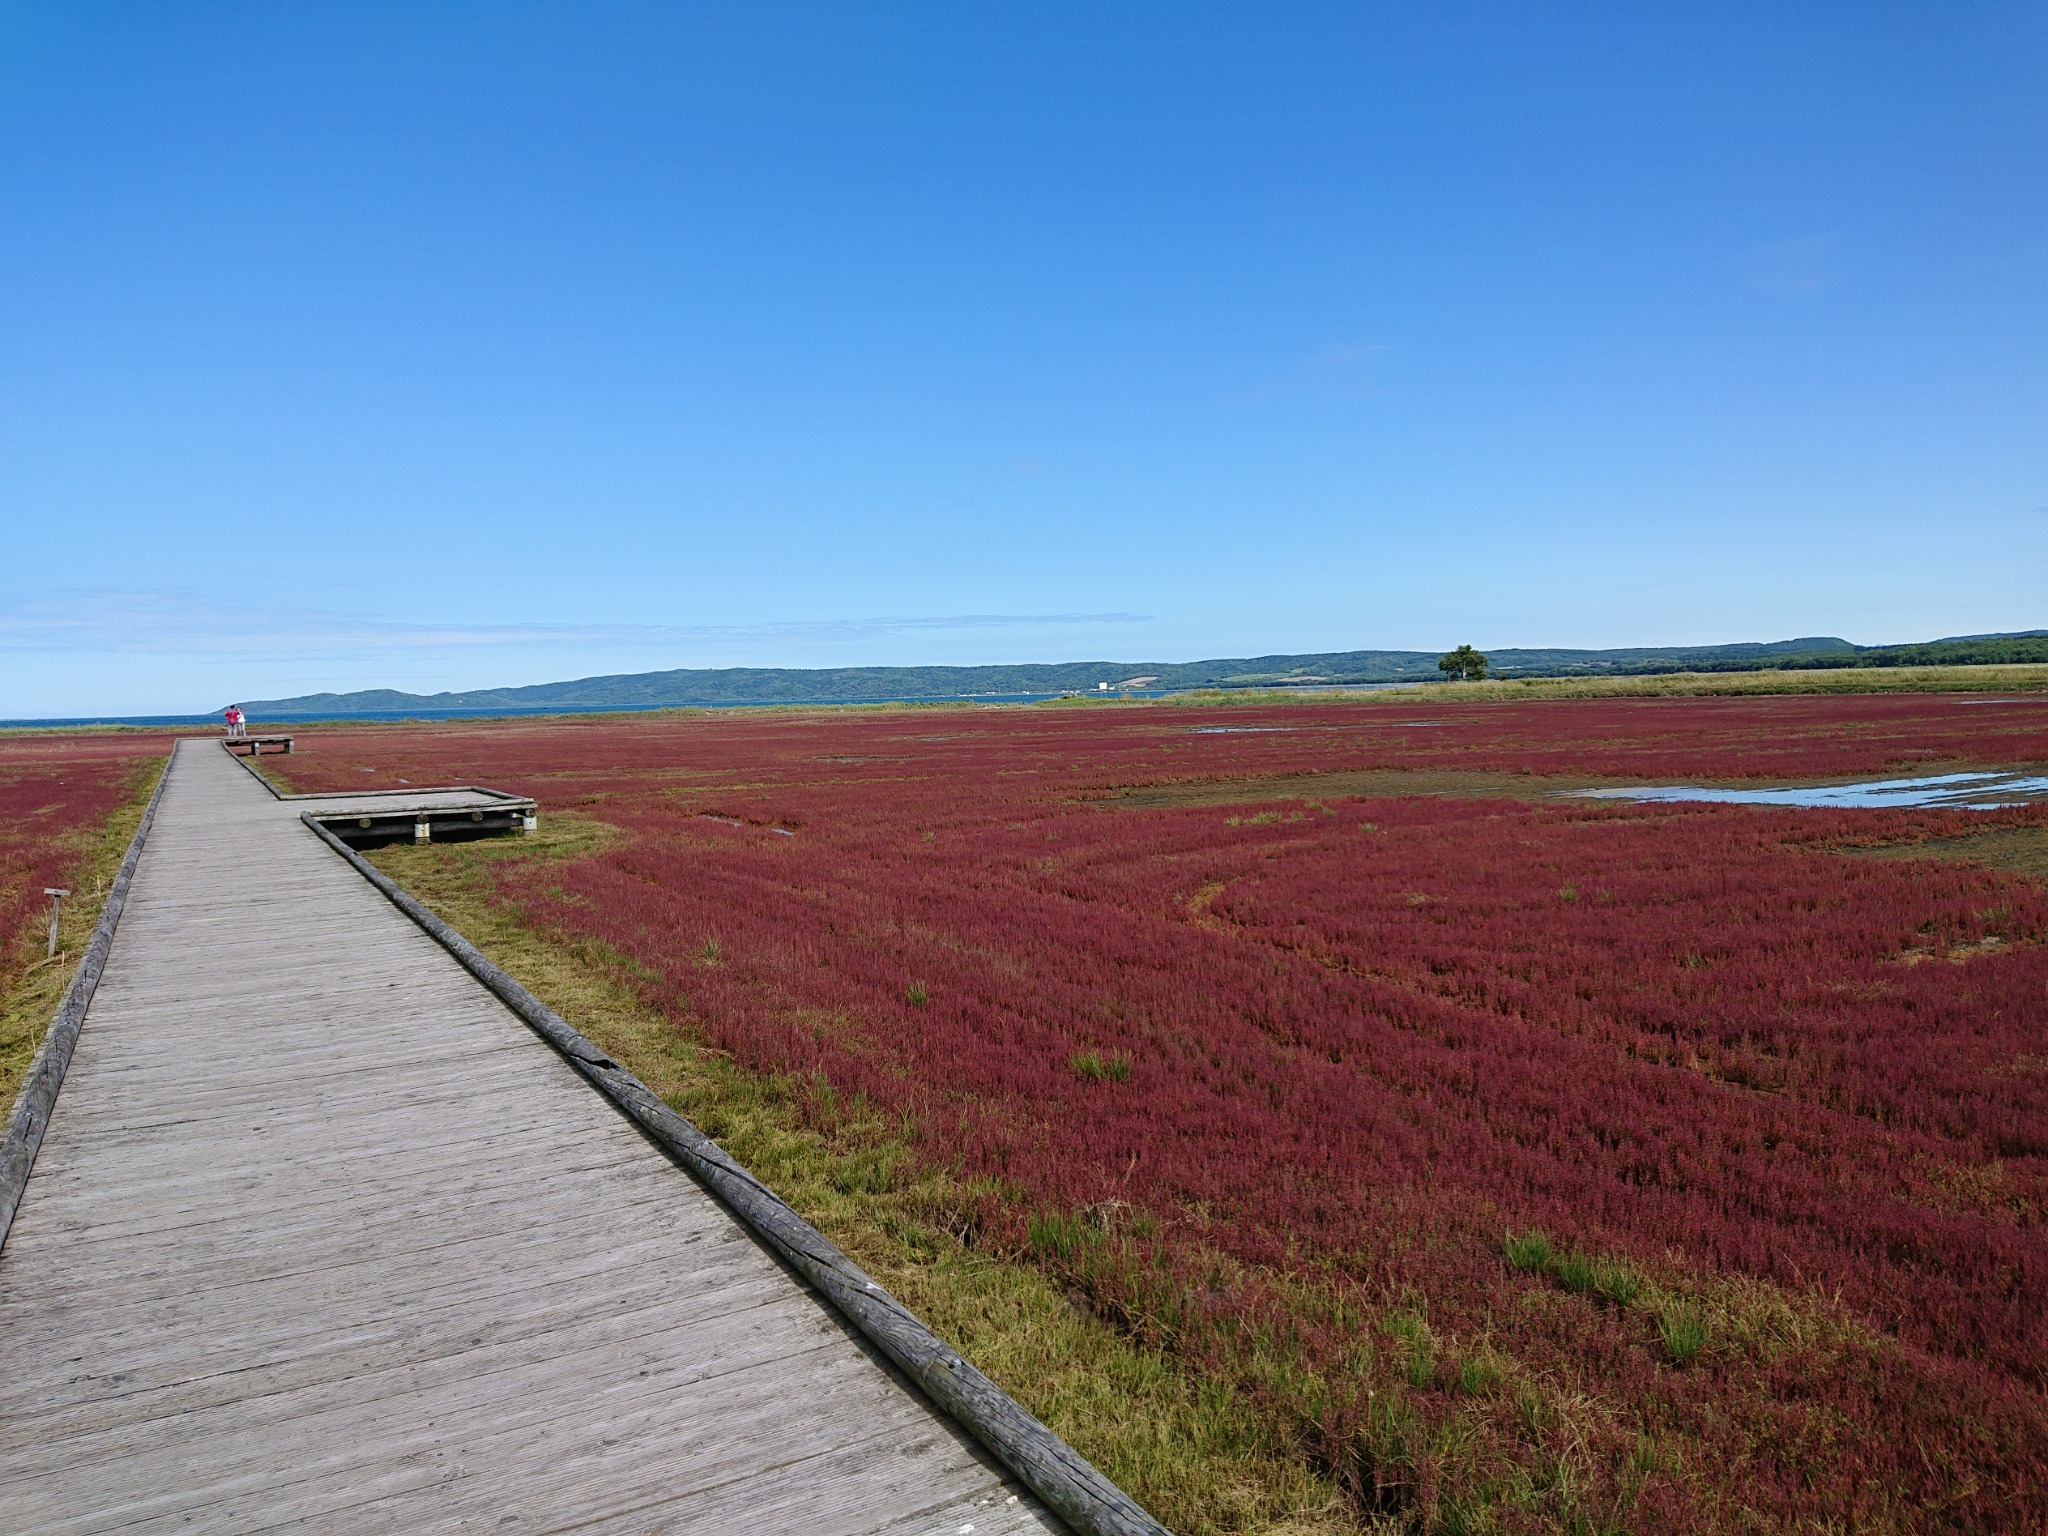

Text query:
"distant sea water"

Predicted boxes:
[[3, 713, 231, 729], [1, 692, 1191, 729]]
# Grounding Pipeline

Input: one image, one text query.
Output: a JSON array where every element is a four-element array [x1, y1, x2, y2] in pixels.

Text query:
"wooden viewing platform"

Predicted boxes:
[[0, 740, 1130, 1534], [224, 750, 542, 846]]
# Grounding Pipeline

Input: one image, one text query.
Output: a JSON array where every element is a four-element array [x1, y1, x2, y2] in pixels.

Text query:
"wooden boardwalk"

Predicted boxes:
[[0, 740, 1066, 1534]]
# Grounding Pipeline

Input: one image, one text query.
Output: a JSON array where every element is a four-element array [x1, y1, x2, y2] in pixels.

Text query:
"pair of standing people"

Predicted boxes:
[[222, 705, 247, 739]]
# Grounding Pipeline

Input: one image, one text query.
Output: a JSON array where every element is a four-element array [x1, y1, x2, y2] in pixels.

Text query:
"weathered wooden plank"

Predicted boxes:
[[1, 1156, 688, 1287], [8, 1337, 940, 1533], [254, 1430, 1060, 1536], [0, 1289, 862, 1486], [0, 1249, 801, 1427], [0, 1269, 803, 1452], [0, 1213, 776, 1368]]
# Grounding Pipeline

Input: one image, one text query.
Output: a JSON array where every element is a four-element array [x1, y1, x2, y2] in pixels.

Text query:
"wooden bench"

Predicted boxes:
[[224, 736, 294, 756]]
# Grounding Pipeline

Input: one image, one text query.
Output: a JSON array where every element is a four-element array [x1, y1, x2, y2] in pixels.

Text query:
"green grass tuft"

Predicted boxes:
[[1593, 1258, 1641, 1308], [1503, 1230, 1553, 1272], [1069, 1049, 1132, 1082], [1660, 1304, 1708, 1365], [1385, 1308, 1438, 1388], [1554, 1249, 1598, 1295], [1029, 1210, 1097, 1262], [1457, 1354, 1502, 1396]]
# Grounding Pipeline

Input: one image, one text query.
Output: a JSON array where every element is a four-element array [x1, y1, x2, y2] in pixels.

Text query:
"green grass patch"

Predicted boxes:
[[1385, 1308, 1439, 1389]]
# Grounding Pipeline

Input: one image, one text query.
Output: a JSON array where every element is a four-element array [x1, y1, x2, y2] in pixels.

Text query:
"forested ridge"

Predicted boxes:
[[242, 631, 2047, 714]]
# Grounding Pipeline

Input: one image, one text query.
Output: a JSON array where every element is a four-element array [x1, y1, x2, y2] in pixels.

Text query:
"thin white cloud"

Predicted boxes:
[[0, 591, 1152, 657]]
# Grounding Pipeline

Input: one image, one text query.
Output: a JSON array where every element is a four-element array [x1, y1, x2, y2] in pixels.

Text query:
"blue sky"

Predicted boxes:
[[2, 2, 2044, 716]]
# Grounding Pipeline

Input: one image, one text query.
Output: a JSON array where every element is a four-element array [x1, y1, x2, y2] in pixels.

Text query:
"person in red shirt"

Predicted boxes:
[[223, 705, 245, 739]]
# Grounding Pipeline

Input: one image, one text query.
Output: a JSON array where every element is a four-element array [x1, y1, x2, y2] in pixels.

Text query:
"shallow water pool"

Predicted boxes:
[[1574, 771, 2048, 811]]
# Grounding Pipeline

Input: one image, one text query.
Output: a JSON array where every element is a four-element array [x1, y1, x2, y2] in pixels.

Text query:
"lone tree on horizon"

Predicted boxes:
[[1438, 644, 1488, 681]]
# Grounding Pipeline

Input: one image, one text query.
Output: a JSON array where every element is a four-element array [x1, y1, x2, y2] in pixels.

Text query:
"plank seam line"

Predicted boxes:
[[0, 753, 174, 1255], [301, 810, 1169, 1536]]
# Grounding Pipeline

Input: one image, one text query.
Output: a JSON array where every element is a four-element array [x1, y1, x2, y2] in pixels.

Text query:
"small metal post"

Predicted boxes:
[[521, 812, 538, 834], [44, 888, 70, 958], [414, 818, 432, 843]]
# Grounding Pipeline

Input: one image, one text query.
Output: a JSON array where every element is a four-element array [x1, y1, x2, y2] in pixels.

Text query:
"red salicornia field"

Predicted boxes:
[[280, 694, 2048, 1531], [0, 733, 166, 981], [0, 732, 167, 1110]]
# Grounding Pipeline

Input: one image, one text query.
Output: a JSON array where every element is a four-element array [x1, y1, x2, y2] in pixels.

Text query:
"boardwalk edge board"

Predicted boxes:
[[221, 740, 295, 797], [0, 755, 172, 1255], [302, 810, 1171, 1536]]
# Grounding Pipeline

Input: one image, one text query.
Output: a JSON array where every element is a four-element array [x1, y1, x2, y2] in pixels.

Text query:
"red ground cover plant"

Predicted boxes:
[[0, 734, 168, 983], [284, 695, 2048, 1531]]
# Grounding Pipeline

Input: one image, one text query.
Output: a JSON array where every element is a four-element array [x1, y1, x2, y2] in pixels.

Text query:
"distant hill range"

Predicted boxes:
[[239, 630, 2048, 717]]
